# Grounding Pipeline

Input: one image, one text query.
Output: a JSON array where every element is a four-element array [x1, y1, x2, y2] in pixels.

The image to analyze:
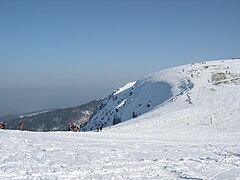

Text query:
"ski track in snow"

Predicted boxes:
[[1, 59, 240, 179]]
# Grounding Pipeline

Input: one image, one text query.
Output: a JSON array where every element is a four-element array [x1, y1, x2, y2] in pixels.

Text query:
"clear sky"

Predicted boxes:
[[0, 0, 240, 114]]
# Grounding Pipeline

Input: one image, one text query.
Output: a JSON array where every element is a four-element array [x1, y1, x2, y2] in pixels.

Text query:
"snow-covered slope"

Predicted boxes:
[[1, 59, 240, 179], [82, 59, 240, 131], [81, 79, 174, 131]]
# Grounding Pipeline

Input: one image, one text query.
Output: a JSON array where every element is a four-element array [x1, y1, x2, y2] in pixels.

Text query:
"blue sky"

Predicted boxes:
[[0, 0, 240, 113]]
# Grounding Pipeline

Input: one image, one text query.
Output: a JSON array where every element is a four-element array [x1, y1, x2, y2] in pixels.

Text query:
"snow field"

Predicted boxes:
[[1, 127, 239, 179]]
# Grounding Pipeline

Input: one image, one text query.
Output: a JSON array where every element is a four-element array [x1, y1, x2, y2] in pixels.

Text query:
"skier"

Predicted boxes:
[[72, 123, 76, 132], [99, 124, 103, 131], [96, 125, 100, 132], [68, 123, 72, 131], [19, 120, 23, 131], [0, 121, 5, 129], [76, 125, 80, 132], [2, 122, 5, 129]]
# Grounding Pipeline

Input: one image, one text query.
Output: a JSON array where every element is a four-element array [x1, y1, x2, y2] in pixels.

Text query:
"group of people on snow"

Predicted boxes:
[[68, 123, 80, 132], [2, 120, 104, 132], [0, 120, 23, 130], [96, 124, 103, 132]]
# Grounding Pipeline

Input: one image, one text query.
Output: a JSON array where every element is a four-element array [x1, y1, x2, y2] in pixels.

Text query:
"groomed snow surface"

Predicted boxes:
[[1, 59, 240, 179]]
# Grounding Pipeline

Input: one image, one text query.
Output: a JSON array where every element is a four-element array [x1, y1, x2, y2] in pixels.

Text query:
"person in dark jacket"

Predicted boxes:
[[19, 120, 23, 131]]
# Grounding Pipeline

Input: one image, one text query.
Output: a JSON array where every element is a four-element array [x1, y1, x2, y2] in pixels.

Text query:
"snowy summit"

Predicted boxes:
[[1, 59, 240, 179], [81, 59, 240, 132]]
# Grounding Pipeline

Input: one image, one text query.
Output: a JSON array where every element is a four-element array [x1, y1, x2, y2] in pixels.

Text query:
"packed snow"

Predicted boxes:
[[1, 59, 240, 179]]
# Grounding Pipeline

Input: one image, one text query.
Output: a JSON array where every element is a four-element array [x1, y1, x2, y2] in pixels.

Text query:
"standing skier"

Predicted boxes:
[[0, 121, 5, 129], [68, 123, 72, 131], [19, 120, 23, 131]]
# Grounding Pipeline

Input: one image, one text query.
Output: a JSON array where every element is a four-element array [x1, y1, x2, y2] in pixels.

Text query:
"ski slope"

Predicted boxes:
[[1, 59, 240, 179]]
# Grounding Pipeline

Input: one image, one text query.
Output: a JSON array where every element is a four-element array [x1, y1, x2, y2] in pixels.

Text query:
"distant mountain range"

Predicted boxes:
[[6, 100, 102, 131]]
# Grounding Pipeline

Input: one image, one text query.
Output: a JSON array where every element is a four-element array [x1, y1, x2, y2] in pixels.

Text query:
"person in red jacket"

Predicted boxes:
[[0, 121, 4, 129]]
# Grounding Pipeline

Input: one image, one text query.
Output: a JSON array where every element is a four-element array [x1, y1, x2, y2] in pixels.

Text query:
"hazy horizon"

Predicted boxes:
[[0, 86, 115, 115]]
